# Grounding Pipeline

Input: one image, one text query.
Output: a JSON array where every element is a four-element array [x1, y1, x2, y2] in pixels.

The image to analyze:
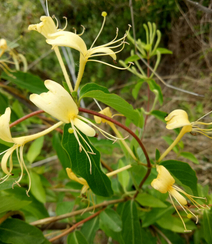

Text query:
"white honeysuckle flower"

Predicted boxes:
[[28, 12, 131, 92], [0, 107, 63, 195], [151, 165, 209, 232], [159, 109, 212, 162], [30, 80, 120, 172]]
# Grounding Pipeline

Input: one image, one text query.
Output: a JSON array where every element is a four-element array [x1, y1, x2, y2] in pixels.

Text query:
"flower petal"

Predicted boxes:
[[169, 187, 187, 206], [165, 109, 191, 130], [88, 47, 116, 60], [30, 80, 78, 123], [73, 117, 96, 137], [151, 165, 175, 193], [0, 108, 13, 143], [28, 16, 58, 39], [1, 146, 17, 175], [46, 31, 87, 55]]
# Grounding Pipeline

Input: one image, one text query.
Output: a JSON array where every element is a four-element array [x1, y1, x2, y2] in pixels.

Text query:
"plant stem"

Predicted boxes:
[[158, 126, 191, 162], [10, 110, 43, 128], [30, 198, 125, 226], [110, 123, 138, 161], [107, 164, 132, 177], [54, 46, 73, 92], [49, 208, 105, 242]]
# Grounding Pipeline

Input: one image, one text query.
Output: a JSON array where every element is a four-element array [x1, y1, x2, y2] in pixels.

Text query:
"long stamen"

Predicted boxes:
[[70, 122, 93, 173], [169, 193, 191, 232], [78, 25, 85, 36], [88, 59, 133, 70], [62, 17, 68, 31], [77, 115, 127, 142], [13, 147, 24, 188], [20, 145, 31, 196], [75, 127, 95, 154], [90, 12, 107, 49], [52, 15, 59, 29]]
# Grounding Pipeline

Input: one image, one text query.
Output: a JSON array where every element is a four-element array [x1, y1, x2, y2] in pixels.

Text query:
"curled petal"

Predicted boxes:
[[165, 109, 191, 130], [87, 47, 116, 60], [0, 107, 13, 143], [46, 31, 87, 56], [30, 80, 78, 123], [151, 165, 175, 193], [28, 16, 58, 39], [94, 107, 112, 124], [1, 146, 17, 175], [73, 117, 96, 137]]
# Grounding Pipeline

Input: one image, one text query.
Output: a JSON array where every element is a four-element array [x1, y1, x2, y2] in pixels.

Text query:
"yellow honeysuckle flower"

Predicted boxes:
[[66, 168, 89, 195], [28, 12, 130, 92], [0, 107, 63, 195], [30, 80, 120, 172], [151, 165, 209, 232], [159, 109, 212, 162], [94, 107, 113, 124]]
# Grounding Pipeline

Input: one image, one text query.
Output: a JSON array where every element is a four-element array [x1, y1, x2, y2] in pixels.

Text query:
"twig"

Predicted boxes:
[[30, 198, 125, 226], [184, 0, 212, 14], [49, 208, 105, 243]]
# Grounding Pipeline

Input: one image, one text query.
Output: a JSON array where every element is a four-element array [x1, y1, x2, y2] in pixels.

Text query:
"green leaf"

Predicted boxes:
[[142, 206, 174, 227], [150, 110, 167, 121], [80, 83, 143, 127], [81, 216, 99, 244], [99, 208, 122, 232], [30, 171, 46, 203], [132, 82, 143, 100], [1, 71, 47, 94], [62, 124, 113, 197], [147, 79, 163, 105], [161, 160, 198, 195], [140, 228, 157, 244], [118, 159, 130, 191], [136, 192, 167, 208], [203, 209, 212, 244], [154, 47, 173, 55], [120, 200, 142, 244], [162, 136, 179, 153], [180, 152, 199, 164], [156, 213, 196, 233], [5, 187, 49, 221], [125, 55, 140, 63], [52, 132, 71, 170], [67, 231, 88, 244], [0, 93, 9, 114], [155, 149, 160, 161], [27, 137, 44, 163], [100, 222, 125, 244], [80, 83, 110, 97], [0, 219, 50, 244], [56, 201, 75, 217], [0, 195, 31, 214]]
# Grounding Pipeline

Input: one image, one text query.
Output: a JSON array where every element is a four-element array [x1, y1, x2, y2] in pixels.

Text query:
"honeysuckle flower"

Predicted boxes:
[[66, 168, 89, 195], [0, 38, 28, 74], [151, 165, 209, 232], [66, 164, 132, 196], [30, 80, 120, 172], [159, 109, 212, 162], [0, 107, 63, 195], [29, 12, 131, 92]]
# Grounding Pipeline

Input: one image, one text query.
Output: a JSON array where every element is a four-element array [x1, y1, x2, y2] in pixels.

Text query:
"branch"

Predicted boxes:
[[49, 208, 105, 242], [30, 198, 125, 226]]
